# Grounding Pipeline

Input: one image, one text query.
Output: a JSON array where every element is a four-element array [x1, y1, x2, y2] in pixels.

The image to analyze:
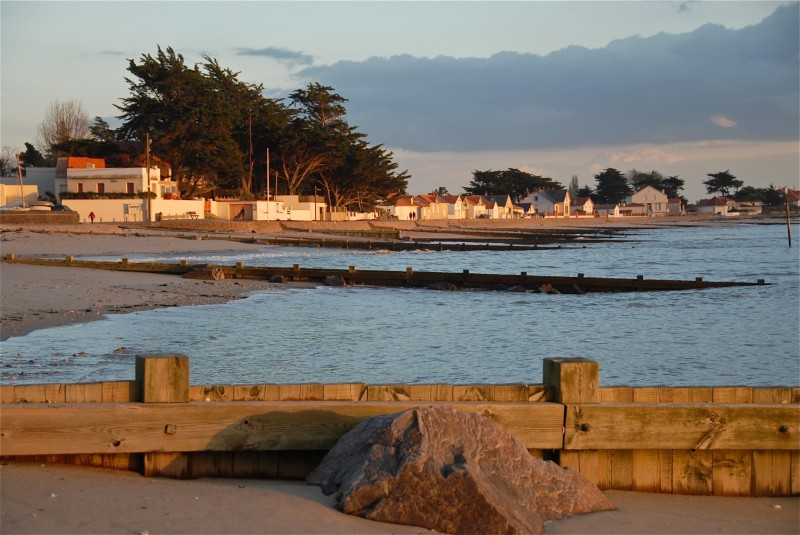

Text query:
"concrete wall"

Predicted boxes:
[[0, 184, 40, 206]]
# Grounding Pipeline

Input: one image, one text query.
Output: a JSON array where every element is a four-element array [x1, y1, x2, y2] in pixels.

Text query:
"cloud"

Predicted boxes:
[[608, 147, 686, 165], [710, 114, 738, 128], [236, 47, 314, 67], [294, 4, 798, 153]]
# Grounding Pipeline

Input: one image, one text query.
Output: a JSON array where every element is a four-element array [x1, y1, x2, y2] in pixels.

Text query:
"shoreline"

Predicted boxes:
[[0, 215, 793, 341]]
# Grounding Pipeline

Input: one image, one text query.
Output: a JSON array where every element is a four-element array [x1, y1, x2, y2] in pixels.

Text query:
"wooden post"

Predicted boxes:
[[136, 354, 191, 478], [543, 357, 600, 404], [544, 357, 601, 486], [135, 354, 189, 403]]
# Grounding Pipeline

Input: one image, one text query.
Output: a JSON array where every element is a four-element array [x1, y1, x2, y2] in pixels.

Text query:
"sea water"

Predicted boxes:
[[1, 223, 798, 387]]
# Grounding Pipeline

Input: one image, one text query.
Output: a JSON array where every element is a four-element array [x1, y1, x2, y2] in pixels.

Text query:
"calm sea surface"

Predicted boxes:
[[2, 223, 798, 387]]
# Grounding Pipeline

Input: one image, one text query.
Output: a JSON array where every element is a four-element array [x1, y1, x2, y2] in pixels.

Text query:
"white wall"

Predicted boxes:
[[63, 199, 147, 223], [0, 184, 39, 206]]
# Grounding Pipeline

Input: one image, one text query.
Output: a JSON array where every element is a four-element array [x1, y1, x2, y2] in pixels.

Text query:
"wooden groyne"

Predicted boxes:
[[0, 254, 767, 294], [1, 357, 797, 496]]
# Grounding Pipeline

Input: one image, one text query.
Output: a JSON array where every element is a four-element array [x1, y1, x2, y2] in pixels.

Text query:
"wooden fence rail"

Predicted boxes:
[[1, 356, 797, 496]]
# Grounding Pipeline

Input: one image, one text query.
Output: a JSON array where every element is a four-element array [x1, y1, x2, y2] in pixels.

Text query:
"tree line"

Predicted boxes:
[[458, 167, 787, 207], [6, 46, 409, 211]]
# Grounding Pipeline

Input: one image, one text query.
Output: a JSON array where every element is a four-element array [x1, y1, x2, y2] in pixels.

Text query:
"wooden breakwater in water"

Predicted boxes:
[[1, 357, 797, 496], [0, 254, 767, 294]]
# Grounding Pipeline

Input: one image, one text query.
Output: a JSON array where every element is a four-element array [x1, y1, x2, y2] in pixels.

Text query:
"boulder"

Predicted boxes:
[[307, 406, 614, 535]]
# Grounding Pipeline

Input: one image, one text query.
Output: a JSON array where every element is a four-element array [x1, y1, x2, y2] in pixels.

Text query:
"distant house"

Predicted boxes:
[[570, 196, 594, 216], [391, 195, 421, 220], [441, 195, 466, 219], [416, 194, 449, 220], [781, 187, 800, 207], [697, 196, 736, 216], [463, 195, 488, 219], [594, 204, 620, 217], [619, 203, 647, 216], [668, 198, 684, 216], [523, 189, 570, 217], [733, 198, 763, 215], [626, 186, 668, 216], [517, 202, 537, 217], [484, 194, 515, 218]]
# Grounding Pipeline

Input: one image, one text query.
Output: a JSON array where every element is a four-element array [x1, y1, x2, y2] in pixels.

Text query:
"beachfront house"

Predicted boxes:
[[54, 157, 197, 223], [441, 195, 466, 219], [570, 196, 594, 216], [668, 198, 684, 215], [697, 196, 736, 216], [594, 204, 621, 217], [626, 186, 668, 216], [416, 194, 450, 220], [523, 189, 570, 217], [463, 195, 488, 219], [390, 195, 421, 220], [484, 195, 515, 218]]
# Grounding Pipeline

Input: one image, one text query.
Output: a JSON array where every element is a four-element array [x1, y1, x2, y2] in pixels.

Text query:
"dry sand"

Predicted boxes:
[[1, 222, 798, 535]]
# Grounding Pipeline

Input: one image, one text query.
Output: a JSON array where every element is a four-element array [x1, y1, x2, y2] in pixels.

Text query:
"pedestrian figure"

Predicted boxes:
[[88, 212, 96, 224]]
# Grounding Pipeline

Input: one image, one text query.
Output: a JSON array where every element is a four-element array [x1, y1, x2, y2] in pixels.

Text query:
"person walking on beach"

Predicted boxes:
[[88, 212, 95, 224]]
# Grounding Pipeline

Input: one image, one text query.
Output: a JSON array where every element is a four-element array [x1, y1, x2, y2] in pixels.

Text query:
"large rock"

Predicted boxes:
[[306, 406, 614, 535]]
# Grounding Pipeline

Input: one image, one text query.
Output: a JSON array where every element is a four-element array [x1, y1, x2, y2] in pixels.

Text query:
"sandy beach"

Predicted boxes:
[[1, 221, 798, 535]]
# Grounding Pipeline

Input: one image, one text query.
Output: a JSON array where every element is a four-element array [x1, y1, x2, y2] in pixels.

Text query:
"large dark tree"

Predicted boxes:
[[594, 168, 632, 204], [19, 142, 47, 167], [116, 47, 255, 197], [464, 168, 561, 203], [287, 83, 408, 208], [703, 170, 743, 197]]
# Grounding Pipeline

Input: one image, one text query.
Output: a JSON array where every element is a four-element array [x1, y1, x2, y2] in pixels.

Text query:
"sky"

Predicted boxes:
[[1, 1, 798, 202]]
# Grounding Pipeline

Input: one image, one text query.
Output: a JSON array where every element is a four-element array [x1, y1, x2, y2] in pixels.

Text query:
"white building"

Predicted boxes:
[[626, 186, 668, 216]]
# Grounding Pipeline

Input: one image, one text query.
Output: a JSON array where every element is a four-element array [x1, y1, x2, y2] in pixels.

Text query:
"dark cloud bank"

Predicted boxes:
[[297, 4, 798, 153]]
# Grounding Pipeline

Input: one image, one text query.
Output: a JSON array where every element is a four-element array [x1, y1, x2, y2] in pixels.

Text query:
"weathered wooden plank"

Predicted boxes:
[[0, 385, 14, 403], [10, 384, 66, 403], [323, 384, 366, 401], [232, 451, 279, 478], [279, 384, 323, 401], [578, 451, 612, 490], [135, 354, 189, 403], [564, 403, 799, 450], [366, 384, 454, 401], [752, 450, 792, 497], [753, 388, 794, 404], [66, 383, 103, 402], [144, 452, 190, 478], [712, 387, 752, 403], [558, 450, 580, 472], [453, 385, 529, 402], [632, 387, 674, 403], [631, 450, 673, 493], [190, 452, 235, 478], [192, 385, 234, 402], [792, 450, 800, 496], [0, 401, 565, 456], [673, 450, 712, 495], [672, 387, 713, 402], [600, 387, 633, 403], [528, 385, 547, 402], [102, 381, 140, 402], [712, 450, 752, 496], [610, 450, 633, 490], [543, 357, 599, 404]]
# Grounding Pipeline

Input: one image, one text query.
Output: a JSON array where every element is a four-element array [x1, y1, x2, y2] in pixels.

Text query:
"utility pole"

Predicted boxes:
[[15, 154, 25, 208], [266, 148, 270, 220], [145, 133, 151, 222], [786, 187, 792, 248]]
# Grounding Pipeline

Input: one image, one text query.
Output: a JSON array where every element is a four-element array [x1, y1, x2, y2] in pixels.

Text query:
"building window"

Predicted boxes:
[[97, 183, 105, 194], [127, 182, 135, 194]]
